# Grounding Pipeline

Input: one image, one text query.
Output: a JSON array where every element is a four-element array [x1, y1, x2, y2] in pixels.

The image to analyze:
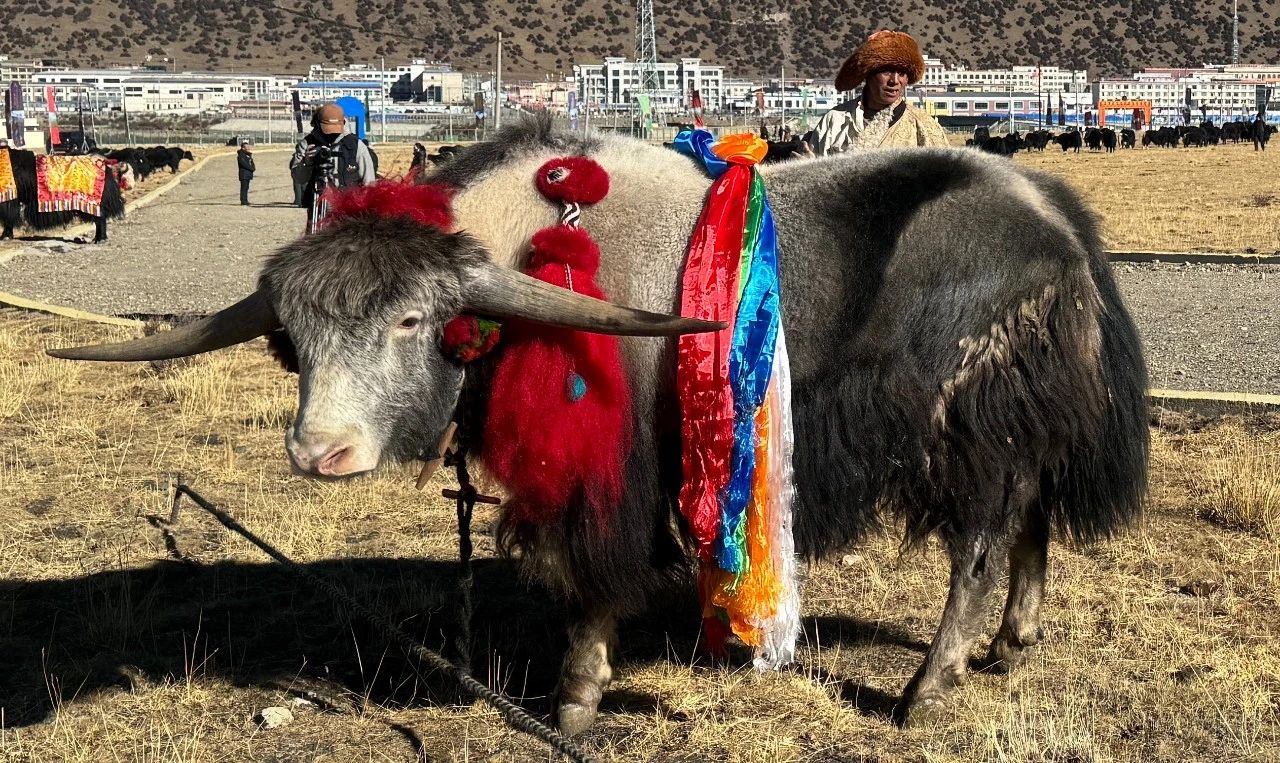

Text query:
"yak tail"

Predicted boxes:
[[1043, 261, 1149, 544]]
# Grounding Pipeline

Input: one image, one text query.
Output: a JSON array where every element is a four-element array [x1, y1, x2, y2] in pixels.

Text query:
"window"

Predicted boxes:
[[954, 101, 969, 109], [974, 101, 989, 110], [996, 101, 1009, 109]]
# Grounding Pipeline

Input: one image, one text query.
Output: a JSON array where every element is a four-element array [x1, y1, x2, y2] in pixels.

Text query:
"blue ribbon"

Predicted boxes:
[[673, 129, 729, 179], [715, 175, 782, 577]]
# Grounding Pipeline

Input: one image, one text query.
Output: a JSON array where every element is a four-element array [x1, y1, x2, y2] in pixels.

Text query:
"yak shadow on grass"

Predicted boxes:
[[0, 551, 920, 729]]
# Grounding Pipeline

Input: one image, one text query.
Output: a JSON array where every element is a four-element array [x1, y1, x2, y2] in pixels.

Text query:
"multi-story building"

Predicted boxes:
[[30, 68, 294, 113], [573, 57, 725, 113], [0, 56, 56, 87], [919, 59, 1089, 95], [1095, 65, 1279, 123], [307, 60, 467, 103]]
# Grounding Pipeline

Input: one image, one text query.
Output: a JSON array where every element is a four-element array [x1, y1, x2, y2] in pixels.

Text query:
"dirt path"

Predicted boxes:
[[0, 151, 300, 314]]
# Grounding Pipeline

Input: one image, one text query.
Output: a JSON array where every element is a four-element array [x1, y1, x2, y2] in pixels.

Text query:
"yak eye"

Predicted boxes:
[[395, 312, 424, 332]]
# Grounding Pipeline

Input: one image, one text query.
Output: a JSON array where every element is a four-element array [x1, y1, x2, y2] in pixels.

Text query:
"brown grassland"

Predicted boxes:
[[0, 144, 1278, 762]]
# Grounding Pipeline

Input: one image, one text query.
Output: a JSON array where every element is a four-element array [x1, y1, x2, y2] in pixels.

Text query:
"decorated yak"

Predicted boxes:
[[1, 147, 125, 242], [49, 117, 1149, 732]]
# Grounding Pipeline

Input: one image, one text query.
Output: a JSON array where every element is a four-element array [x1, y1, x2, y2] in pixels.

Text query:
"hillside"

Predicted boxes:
[[3, 0, 1279, 80]]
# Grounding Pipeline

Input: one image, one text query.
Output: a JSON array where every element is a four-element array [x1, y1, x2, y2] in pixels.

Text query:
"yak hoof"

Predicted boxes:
[[895, 692, 948, 728], [556, 700, 599, 737], [983, 625, 1043, 674]]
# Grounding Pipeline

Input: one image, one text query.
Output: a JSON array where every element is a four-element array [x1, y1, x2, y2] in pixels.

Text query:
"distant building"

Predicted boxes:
[[0, 55, 55, 87], [1095, 64, 1280, 123], [573, 57, 725, 113], [728, 80, 840, 117], [919, 58, 1089, 95], [307, 60, 468, 103], [31, 68, 294, 113], [921, 90, 1092, 126]]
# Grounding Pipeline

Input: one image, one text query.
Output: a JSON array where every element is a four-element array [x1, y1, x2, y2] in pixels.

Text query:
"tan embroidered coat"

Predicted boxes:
[[813, 99, 951, 154]]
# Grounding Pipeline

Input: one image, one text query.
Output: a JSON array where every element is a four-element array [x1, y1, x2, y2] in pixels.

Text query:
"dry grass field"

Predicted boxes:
[[0, 306, 1278, 762], [1012, 142, 1280, 254]]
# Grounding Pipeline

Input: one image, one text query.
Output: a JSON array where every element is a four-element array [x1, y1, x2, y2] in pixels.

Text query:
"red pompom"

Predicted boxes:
[[442, 315, 480, 348], [528, 225, 601, 273], [534, 157, 609, 205], [321, 180, 454, 230]]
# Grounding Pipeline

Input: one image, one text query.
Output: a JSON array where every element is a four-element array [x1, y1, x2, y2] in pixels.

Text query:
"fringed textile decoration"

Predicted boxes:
[[674, 129, 800, 670], [0, 149, 17, 203], [35, 155, 106, 216], [481, 157, 632, 526]]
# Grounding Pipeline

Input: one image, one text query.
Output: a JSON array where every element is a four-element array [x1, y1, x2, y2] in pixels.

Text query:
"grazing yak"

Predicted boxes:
[[1, 148, 124, 242], [1120, 129, 1136, 149], [1054, 129, 1083, 152], [145, 145, 195, 174], [50, 118, 1149, 732]]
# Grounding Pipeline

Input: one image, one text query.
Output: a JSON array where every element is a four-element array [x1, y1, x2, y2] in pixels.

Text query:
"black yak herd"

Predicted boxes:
[[0, 144, 192, 244], [970, 119, 1275, 156]]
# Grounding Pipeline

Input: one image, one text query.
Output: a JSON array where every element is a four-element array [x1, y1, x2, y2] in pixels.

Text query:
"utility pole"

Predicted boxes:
[[380, 55, 387, 144], [780, 65, 786, 133], [1232, 0, 1240, 66], [495, 33, 503, 131], [266, 92, 272, 144], [121, 85, 132, 144]]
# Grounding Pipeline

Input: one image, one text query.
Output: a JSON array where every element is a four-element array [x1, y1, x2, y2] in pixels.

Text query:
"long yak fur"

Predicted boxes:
[[412, 116, 1149, 617]]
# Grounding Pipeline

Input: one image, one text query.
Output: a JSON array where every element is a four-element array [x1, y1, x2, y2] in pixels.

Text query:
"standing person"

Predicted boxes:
[[1255, 113, 1269, 151], [811, 30, 950, 154], [237, 141, 255, 206], [290, 103, 376, 230]]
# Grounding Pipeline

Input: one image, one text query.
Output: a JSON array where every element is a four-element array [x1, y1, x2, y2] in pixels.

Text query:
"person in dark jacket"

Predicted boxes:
[[237, 141, 255, 206]]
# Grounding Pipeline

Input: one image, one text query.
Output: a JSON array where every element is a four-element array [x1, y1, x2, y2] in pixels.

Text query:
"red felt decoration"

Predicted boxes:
[[535, 157, 610, 205], [321, 179, 454, 230], [483, 214, 632, 525]]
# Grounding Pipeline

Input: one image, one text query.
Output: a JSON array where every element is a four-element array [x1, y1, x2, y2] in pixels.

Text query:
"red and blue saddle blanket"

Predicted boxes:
[[673, 129, 800, 670]]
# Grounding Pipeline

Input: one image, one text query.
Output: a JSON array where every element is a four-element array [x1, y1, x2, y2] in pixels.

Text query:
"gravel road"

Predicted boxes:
[[0, 150, 300, 315], [1, 158, 1275, 394]]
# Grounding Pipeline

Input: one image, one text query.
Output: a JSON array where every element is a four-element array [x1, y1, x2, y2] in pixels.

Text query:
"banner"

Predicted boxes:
[[7, 82, 25, 148], [690, 88, 704, 128], [568, 91, 578, 131], [291, 90, 303, 135], [755, 88, 765, 113], [45, 86, 60, 147]]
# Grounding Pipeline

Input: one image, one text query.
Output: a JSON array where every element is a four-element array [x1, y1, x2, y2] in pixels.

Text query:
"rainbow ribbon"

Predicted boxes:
[[674, 129, 800, 669]]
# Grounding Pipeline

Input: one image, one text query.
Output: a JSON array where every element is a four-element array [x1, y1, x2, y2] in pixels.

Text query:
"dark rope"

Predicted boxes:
[[169, 484, 597, 763]]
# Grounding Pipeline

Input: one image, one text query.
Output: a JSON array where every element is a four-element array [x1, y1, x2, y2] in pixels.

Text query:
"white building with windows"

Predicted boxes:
[[30, 68, 297, 113], [919, 59, 1089, 95], [573, 57, 726, 112], [308, 60, 467, 103], [1095, 66, 1279, 123], [0, 56, 56, 87]]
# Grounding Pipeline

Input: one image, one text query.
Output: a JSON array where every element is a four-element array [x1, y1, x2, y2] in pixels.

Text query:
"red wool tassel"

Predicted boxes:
[[483, 225, 631, 525]]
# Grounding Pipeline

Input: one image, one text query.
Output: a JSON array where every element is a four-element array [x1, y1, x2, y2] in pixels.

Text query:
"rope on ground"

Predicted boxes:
[[167, 482, 598, 763]]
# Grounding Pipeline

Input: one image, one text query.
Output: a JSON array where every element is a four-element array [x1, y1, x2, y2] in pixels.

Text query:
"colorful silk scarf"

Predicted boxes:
[[674, 129, 800, 670], [35, 155, 107, 216]]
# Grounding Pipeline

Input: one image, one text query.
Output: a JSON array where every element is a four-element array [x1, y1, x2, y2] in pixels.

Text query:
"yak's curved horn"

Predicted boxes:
[[46, 291, 280, 361], [466, 264, 724, 336]]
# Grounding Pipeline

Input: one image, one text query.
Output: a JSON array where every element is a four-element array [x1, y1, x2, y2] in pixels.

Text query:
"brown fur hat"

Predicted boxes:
[[835, 30, 926, 91]]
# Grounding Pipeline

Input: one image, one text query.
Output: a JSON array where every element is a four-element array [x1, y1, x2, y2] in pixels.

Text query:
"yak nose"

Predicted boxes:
[[287, 429, 375, 477]]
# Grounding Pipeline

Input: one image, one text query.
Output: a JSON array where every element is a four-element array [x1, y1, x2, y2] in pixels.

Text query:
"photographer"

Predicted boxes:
[[289, 103, 376, 230]]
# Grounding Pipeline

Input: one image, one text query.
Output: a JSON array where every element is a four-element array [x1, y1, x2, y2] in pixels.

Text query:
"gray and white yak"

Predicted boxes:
[[1, 148, 125, 243], [49, 117, 1149, 732]]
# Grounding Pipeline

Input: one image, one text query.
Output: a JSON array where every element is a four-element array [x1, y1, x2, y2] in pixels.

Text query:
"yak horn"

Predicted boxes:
[[46, 291, 281, 361], [466, 264, 724, 336]]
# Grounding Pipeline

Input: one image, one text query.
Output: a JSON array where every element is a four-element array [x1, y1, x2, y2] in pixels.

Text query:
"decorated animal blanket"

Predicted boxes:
[[35, 154, 108, 216], [0, 149, 16, 203]]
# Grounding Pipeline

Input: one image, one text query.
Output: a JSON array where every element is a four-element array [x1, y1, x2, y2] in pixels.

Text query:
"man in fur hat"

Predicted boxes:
[[812, 30, 949, 154]]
